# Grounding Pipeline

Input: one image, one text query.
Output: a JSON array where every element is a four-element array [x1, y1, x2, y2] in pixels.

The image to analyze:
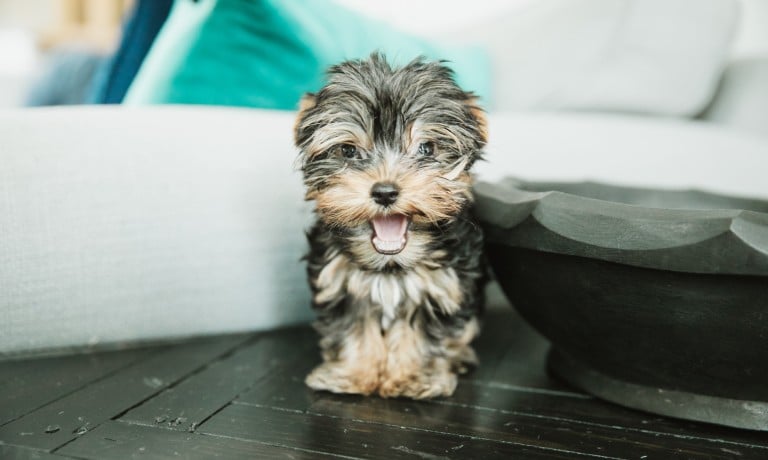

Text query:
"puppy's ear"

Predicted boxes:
[[465, 96, 488, 145], [294, 93, 317, 146]]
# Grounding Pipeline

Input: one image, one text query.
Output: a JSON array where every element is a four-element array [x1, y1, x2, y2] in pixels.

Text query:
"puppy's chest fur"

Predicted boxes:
[[313, 252, 463, 330]]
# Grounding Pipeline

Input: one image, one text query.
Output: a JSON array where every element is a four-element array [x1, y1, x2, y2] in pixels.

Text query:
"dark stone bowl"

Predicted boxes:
[[474, 178, 768, 430]]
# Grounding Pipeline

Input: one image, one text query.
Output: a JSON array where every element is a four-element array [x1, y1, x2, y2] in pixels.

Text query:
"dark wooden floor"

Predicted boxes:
[[2, 304, 768, 459]]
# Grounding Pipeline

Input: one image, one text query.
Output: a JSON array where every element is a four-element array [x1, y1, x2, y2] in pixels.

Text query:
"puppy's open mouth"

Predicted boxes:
[[371, 214, 409, 254]]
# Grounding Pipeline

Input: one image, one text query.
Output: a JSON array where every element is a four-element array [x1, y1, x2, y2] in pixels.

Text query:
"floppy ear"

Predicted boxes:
[[465, 96, 488, 145], [294, 93, 317, 146]]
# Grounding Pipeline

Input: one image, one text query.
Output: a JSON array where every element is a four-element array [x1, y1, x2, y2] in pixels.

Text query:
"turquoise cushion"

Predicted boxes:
[[125, 0, 491, 110]]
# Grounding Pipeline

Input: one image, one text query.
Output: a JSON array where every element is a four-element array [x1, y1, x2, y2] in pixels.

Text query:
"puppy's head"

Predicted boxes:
[[295, 53, 487, 268]]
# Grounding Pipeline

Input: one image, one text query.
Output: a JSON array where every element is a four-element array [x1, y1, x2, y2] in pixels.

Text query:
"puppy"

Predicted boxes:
[[294, 53, 487, 399]]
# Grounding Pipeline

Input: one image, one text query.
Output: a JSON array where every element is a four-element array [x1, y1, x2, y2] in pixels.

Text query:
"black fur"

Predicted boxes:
[[294, 53, 488, 399]]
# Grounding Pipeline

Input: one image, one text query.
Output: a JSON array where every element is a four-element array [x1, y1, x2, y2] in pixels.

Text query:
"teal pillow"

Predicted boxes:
[[125, 0, 491, 110]]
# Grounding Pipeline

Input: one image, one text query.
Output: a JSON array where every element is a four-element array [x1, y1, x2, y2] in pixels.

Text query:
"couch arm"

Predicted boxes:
[[0, 106, 313, 356]]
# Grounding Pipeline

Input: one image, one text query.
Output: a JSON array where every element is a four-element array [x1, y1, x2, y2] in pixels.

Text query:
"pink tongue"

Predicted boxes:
[[372, 215, 407, 241]]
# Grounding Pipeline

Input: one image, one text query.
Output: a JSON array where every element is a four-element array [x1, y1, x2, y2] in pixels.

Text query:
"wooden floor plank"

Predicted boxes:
[[469, 307, 577, 393], [241, 309, 768, 457], [119, 327, 313, 432], [239, 357, 767, 459], [0, 348, 150, 426], [311, 394, 766, 459], [235, 330, 318, 412], [57, 420, 342, 460], [201, 403, 587, 459], [0, 445, 75, 460], [235, 361, 318, 412], [0, 335, 248, 451], [451, 379, 768, 451]]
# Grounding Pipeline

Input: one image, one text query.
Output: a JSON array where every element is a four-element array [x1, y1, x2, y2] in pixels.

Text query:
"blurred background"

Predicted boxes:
[[1, 0, 767, 120]]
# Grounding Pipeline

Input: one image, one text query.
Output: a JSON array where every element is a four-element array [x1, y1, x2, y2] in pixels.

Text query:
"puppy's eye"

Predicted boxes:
[[340, 144, 359, 159], [417, 142, 434, 156]]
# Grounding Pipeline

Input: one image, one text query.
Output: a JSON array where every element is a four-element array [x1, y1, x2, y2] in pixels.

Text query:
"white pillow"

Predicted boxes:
[[447, 0, 738, 116], [700, 57, 768, 137]]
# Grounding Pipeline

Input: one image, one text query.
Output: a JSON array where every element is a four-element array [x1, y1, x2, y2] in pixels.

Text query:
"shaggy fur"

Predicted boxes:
[[294, 54, 487, 399]]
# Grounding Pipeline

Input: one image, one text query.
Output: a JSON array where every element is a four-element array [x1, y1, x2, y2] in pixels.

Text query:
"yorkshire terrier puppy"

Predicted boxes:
[[294, 53, 487, 399]]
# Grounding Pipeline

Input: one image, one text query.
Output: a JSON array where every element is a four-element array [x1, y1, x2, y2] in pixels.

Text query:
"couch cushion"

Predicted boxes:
[[449, 0, 738, 116], [0, 106, 312, 356], [125, 0, 491, 110]]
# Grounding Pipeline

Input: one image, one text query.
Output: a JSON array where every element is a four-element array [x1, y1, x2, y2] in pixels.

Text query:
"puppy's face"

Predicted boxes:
[[295, 55, 487, 268]]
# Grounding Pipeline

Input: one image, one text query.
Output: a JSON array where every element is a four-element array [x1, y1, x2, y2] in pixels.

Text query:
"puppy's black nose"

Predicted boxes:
[[371, 182, 399, 206]]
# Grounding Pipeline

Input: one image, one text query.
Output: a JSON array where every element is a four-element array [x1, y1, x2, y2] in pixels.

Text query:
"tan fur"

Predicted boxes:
[[378, 308, 478, 399], [467, 97, 489, 143], [297, 56, 487, 400], [443, 316, 480, 374], [308, 249, 472, 397], [305, 153, 477, 397], [378, 320, 457, 399], [314, 252, 349, 304], [294, 95, 317, 144], [306, 122, 373, 160], [347, 231, 430, 271], [321, 253, 464, 324], [413, 266, 463, 316], [306, 315, 386, 396], [313, 157, 472, 230]]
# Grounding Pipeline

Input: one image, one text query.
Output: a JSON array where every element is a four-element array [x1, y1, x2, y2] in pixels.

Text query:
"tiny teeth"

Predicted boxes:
[[373, 237, 406, 254]]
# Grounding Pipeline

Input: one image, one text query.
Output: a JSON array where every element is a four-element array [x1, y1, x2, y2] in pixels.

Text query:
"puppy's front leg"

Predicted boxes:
[[377, 318, 452, 399], [306, 310, 386, 395], [378, 313, 480, 399]]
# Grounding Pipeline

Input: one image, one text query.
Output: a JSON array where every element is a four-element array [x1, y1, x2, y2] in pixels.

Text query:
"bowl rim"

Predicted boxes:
[[474, 178, 768, 275]]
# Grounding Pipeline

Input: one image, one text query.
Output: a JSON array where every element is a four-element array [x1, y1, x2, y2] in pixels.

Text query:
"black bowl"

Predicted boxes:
[[474, 178, 768, 430]]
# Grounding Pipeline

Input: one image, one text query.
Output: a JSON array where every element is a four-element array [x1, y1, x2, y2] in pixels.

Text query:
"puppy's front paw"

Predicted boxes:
[[305, 362, 380, 396], [378, 370, 457, 399]]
